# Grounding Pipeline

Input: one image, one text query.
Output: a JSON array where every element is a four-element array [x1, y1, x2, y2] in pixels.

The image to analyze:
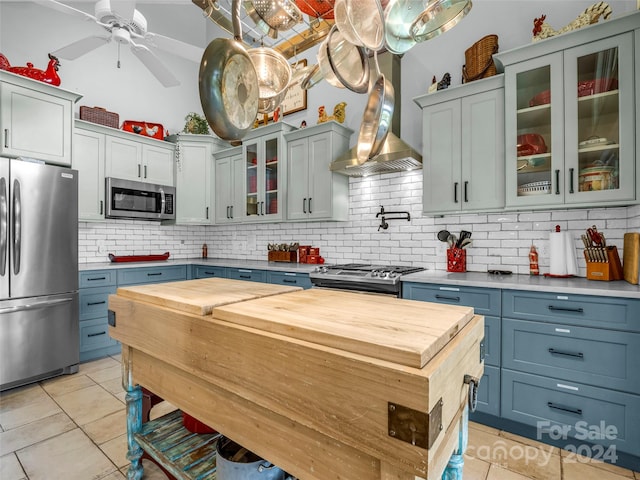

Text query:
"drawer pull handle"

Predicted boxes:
[[547, 402, 582, 416], [204, 271, 217, 275], [548, 305, 583, 314], [435, 294, 460, 302], [87, 277, 107, 281], [548, 348, 583, 359], [147, 272, 162, 276], [87, 301, 106, 306], [283, 279, 297, 284], [88, 331, 107, 338], [239, 275, 251, 279]]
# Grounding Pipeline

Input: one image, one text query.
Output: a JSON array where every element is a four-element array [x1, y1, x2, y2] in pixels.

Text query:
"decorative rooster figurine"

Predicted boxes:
[[532, 2, 612, 42], [0, 53, 62, 86]]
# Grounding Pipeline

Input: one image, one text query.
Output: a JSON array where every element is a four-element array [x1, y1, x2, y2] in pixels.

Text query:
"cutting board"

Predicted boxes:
[[623, 232, 640, 285], [114, 277, 302, 316], [212, 288, 474, 368]]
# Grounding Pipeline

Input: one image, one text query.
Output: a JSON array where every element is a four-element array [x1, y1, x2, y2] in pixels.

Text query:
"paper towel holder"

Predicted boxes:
[[544, 225, 577, 278]]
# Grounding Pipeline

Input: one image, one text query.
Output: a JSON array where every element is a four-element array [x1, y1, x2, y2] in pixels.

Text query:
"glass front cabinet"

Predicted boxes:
[[242, 123, 294, 222], [497, 16, 637, 209]]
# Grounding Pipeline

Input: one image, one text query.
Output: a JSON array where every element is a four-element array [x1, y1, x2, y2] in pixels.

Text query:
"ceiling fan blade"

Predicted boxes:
[[110, 0, 137, 23], [35, 0, 98, 22], [130, 42, 180, 87], [53, 35, 111, 60], [142, 32, 204, 64]]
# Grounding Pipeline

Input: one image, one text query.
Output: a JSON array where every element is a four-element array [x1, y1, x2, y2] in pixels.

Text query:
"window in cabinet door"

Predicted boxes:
[[265, 137, 278, 216], [246, 142, 259, 218]]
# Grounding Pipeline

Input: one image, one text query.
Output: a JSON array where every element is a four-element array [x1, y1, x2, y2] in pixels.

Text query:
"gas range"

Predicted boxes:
[[309, 263, 425, 296]]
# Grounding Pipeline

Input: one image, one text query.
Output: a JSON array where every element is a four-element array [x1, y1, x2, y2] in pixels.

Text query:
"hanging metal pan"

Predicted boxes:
[[334, 0, 385, 51], [326, 25, 370, 94], [383, 0, 424, 54], [199, 0, 259, 141], [356, 52, 394, 164], [410, 0, 472, 42]]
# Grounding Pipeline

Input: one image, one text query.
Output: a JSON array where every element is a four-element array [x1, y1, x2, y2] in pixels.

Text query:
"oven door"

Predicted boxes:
[[310, 279, 401, 297], [105, 178, 175, 220]]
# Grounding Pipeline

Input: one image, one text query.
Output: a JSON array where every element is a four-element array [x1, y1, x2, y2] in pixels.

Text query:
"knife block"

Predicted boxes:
[[584, 246, 623, 281]]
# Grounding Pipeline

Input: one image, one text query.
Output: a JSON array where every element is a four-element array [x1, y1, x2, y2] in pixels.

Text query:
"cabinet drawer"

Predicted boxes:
[[503, 290, 640, 332], [472, 365, 500, 417], [79, 270, 117, 288], [227, 268, 267, 283], [117, 265, 187, 286], [79, 286, 116, 321], [501, 369, 640, 455], [267, 271, 312, 289], [503, 319, 640, 394], [402, 282, 501, 316], [193, 266, 226, 279], [80, 318, 118, 352]]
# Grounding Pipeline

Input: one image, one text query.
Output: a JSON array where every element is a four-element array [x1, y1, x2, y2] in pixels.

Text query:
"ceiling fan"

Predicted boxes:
[[36, 0, 204, 87]]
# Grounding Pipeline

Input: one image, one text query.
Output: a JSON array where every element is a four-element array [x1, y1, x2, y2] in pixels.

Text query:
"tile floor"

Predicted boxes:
[[1, 355, 638, 480]]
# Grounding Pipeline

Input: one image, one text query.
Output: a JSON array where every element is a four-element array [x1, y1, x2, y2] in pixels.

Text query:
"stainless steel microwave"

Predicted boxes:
[[105, 178, 175, 221]]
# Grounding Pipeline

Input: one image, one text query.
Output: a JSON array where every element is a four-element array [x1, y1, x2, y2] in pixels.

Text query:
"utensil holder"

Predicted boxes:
[[447, 248, 466, 273], [584, 246, 623, 281]]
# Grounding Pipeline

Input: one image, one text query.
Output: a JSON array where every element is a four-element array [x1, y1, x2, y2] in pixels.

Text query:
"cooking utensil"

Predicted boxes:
[[456, 230, 472, 248], [199, 0, 259, 141], [587, 226, 603, 246], [447, 233, 457, 248], [244, 0, 302, 39], [383, 0, 424, 54], [247, 47, 292, 114], [300, 63, 323, 90], [356, 51, 395, 164], [410, 0, 472, 43], [326, 25, 370, 94], [317, 35, 346, 89], [437, 229, 451, 242], [334, 0, 385, 51], [459, 238, 472, 249]]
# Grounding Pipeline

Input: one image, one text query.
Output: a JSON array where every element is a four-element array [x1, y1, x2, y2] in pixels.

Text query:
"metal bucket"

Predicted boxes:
[[216, 436, 286, 480]]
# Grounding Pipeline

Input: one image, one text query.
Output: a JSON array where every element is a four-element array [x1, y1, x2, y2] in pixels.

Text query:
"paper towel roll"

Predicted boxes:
[[549, 228, 577, 276]]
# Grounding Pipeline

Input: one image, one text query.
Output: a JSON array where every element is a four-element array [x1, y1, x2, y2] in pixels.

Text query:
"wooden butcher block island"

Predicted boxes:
[[108, 278, 485, 480]]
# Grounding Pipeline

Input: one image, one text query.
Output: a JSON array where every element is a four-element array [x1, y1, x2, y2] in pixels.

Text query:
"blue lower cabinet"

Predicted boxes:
[[402, 282, 501, 317], [80, 317, 120, 362], [267, 271, 312, 289], [193, 265, 227, 279], [501, 369, 640, 455], [117, 265, 188, 286], [482, 316, 501, 368], [227, 268, 266, 283], [472, 365, 500, 418]]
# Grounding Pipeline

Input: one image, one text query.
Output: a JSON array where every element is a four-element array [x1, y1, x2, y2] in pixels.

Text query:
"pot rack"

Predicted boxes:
[[192, 0, 334, 58]]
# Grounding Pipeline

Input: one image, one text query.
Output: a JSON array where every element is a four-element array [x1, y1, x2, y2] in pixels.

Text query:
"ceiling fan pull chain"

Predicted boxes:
[[117, 42, 121, 69]]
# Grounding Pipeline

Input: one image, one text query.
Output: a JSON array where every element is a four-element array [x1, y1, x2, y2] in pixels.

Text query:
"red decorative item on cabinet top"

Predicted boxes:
[[0, 53, 61, 86], [122, 120, 165, 140]]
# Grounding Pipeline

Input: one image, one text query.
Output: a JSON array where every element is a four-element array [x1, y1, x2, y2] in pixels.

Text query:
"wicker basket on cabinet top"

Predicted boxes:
[[79, 106, 119, 128]]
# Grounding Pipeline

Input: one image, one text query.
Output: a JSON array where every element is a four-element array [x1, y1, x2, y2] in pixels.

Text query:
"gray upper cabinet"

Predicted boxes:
[[495, 12, 639, 209], [414, 75, 505, 215], [285, 121, 352, 222], [73, 123, 105, 221], [214, 146, 245, 224], [166, 134, 228, 225], [0, 71, 81, 166]]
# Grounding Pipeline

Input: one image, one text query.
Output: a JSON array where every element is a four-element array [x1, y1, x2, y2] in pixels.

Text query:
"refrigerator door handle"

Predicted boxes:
[[0, 177, 7, 277], [0, 297, 73, 314], [12, 179, 21, 274]]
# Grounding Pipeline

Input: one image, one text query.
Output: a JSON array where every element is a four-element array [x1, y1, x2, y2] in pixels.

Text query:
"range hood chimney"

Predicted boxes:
[[330, 52, 423, 177]]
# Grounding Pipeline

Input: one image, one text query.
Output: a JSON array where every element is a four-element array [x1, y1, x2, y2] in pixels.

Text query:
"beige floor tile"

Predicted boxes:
[[100, 377, 125, 397], [100, 433, 129, 469], [16, 428, 117, 480], [114, 390, 127, 404], [54, 384, 125, 426], [41, 373, 96, 398], [561, 451, 635, 478], [0, 453, 26, 480], [110, 354, 122, 364], [469, 421, 500, 436], [87, 364, 122, 384], [634, 471, 640, 479], [99, 471, 126, 479], [486, 463, 534, 480], [500, 430, 561, 456], [0, 412, 75, 456], [466, 427, 561, 480], [563, 460, 635, 480], [82, 409, 127, 445], [122, 459, 172, 480], [0, 384, 62, 431], [462, 454, 490, 480], [78, 356, 120, 376]]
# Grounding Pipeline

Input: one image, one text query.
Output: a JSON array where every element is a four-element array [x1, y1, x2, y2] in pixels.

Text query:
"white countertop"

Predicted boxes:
[[79, 259, 640, 298]]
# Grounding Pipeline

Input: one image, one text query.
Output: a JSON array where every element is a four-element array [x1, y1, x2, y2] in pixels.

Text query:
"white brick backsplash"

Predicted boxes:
[[78, 171, 637, 276]]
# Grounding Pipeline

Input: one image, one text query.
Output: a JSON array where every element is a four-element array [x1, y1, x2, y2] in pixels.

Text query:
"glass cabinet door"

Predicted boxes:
[[506, 52, 564, 207], [564, 33, 634, 204], [245, 141, 259, 219], [264, 136, 279, 216]]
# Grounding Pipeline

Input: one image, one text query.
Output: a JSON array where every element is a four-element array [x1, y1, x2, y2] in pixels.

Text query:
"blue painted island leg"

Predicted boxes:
[[123, 347, 144, 480], [442, 405, 469, 480]]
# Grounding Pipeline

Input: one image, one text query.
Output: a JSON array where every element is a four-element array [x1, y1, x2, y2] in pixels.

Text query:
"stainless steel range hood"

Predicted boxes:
[[330, 53, 423, 177]]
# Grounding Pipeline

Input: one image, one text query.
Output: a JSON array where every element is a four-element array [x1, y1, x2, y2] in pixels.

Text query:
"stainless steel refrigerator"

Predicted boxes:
[[0, 158, 79, 391]]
